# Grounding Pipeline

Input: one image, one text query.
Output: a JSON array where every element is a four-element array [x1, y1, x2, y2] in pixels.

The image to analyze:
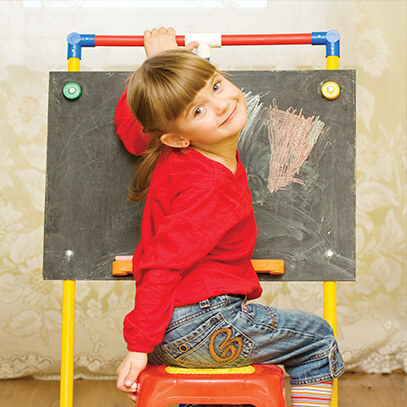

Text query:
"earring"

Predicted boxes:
[[183, 141, 190, 148]]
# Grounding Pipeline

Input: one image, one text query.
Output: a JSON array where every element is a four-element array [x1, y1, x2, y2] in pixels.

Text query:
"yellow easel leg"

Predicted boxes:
[[60, 280, 75, 407], [326, 55, 339, 70], [325, 52, 339, 407], [59, 56, 80, 407], [324, 281, 338, 407], [331, 375, 338, 407], [68, 57, 80, 72], [323, 282, 337, 336]]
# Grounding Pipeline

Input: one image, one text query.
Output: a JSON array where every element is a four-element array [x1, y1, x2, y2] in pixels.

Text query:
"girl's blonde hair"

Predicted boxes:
[[126, 49, 217, 201]]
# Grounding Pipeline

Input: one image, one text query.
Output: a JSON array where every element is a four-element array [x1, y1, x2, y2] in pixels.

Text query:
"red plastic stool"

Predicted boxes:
[[136, 364, 285, 407]]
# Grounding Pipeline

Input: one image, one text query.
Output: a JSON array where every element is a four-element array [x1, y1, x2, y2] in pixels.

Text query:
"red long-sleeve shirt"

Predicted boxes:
[[115, 93, 262, 353]]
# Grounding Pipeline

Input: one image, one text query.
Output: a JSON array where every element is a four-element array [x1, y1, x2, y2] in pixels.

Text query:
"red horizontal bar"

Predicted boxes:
[[95, 35, 185, 47], [94, 33, 312, 47], [221, 33, 312, 45]]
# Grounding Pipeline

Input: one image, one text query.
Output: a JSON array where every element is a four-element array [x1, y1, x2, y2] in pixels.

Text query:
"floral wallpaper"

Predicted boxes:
[[0, 0, 405, 379]]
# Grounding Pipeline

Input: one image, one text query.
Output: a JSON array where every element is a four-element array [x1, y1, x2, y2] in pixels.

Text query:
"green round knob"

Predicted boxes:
[[63, 82, 82, 100]]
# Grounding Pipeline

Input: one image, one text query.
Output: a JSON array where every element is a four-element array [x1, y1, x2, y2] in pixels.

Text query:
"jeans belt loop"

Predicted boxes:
[[199, 299, 211, 309]]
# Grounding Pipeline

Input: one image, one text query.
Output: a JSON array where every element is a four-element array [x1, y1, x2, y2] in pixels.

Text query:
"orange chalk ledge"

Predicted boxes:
[[112, 256, 284, 276], [136, 364, 285, 407]]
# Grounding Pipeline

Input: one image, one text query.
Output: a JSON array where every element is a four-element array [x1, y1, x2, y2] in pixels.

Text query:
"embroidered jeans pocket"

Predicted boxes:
[[160, 312, 254, 368]]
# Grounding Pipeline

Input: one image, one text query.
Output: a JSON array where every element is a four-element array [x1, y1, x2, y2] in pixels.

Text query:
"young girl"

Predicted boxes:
[[115, 28, 344, 406]]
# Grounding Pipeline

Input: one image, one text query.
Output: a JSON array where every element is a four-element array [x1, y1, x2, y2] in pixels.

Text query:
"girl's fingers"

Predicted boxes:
[[185, 41, 199, 51]]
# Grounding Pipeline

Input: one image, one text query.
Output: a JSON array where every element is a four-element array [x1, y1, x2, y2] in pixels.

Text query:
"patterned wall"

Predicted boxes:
[[0, 0, 405, 378]]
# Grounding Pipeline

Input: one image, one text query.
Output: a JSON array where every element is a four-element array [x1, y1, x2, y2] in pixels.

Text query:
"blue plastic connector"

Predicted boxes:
[[311, 30, 340, 57], [67, 32, 95, 59]]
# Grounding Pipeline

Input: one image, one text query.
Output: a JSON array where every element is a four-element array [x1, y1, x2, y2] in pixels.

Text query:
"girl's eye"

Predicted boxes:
[[194, 106, 204, 117], [213, 81, 221, 91]]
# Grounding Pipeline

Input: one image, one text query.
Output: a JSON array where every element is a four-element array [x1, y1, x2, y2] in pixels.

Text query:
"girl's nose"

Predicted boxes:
[[214, 97, 228, 114]]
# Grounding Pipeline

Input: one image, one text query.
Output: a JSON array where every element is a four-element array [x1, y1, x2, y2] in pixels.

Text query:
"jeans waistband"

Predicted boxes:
[[198, 294, 246, 309], [175, 294, 245, 311]]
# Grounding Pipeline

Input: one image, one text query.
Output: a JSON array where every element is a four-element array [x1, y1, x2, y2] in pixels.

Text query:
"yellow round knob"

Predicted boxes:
[[321, 81, 340, 100]]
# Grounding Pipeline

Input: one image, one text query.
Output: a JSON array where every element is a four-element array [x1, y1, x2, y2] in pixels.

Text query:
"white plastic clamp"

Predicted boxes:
[[184, 33, 222, 58]]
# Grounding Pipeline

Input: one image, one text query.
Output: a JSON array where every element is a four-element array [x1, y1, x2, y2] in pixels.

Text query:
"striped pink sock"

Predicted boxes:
[[291, 381, 333, 406]]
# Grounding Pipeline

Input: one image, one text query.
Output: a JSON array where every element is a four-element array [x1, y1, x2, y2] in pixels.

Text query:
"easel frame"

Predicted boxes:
[[60, 31, 341, 407]]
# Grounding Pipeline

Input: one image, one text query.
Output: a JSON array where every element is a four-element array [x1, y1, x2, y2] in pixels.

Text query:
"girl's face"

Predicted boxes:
[[166, 73, 248, 149]]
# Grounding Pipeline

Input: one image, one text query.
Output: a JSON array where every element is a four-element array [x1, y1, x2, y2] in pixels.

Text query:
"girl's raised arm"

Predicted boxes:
[[115, 89, 150, 156], [114, 27, 198, 156]]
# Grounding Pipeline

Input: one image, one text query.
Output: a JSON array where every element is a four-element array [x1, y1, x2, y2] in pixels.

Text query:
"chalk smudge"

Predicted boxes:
[[240, 92, 328, 196], [239, 91, 270, 204], [239, 91, 267, 151], [266, 101, 328, 193]]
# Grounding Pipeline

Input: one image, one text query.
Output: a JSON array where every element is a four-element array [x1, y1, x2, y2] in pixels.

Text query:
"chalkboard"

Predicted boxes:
[[44, 70, 355, 281]]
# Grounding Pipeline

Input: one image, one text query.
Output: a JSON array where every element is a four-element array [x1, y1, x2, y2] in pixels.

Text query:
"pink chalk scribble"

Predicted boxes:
[[267, 101, 328, 193]]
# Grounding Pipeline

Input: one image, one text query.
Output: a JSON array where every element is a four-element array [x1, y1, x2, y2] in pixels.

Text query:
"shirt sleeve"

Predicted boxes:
[[114, 88, 150, 156], [123, 183, 250, 353]]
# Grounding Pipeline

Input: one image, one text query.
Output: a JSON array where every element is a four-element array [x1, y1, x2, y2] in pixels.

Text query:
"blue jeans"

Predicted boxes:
[[148, 294, 344, 386]]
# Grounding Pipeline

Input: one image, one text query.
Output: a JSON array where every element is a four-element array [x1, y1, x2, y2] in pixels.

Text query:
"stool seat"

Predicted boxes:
[[137, 364, 286, 407]]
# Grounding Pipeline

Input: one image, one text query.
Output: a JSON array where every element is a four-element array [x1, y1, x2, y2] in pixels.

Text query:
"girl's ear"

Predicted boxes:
[[160, 133, 190, 148]]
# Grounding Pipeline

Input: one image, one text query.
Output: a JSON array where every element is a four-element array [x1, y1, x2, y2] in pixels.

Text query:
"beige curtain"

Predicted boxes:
[[0, 0, 405, 379]]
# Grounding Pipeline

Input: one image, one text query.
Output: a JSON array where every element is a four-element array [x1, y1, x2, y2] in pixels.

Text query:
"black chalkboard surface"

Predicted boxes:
[[44, 70, 355, 281]]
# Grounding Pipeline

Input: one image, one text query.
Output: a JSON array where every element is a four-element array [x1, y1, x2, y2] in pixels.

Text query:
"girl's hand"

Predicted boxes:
[[144, 26, 199, 57], [116, 351, 148, 403]]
